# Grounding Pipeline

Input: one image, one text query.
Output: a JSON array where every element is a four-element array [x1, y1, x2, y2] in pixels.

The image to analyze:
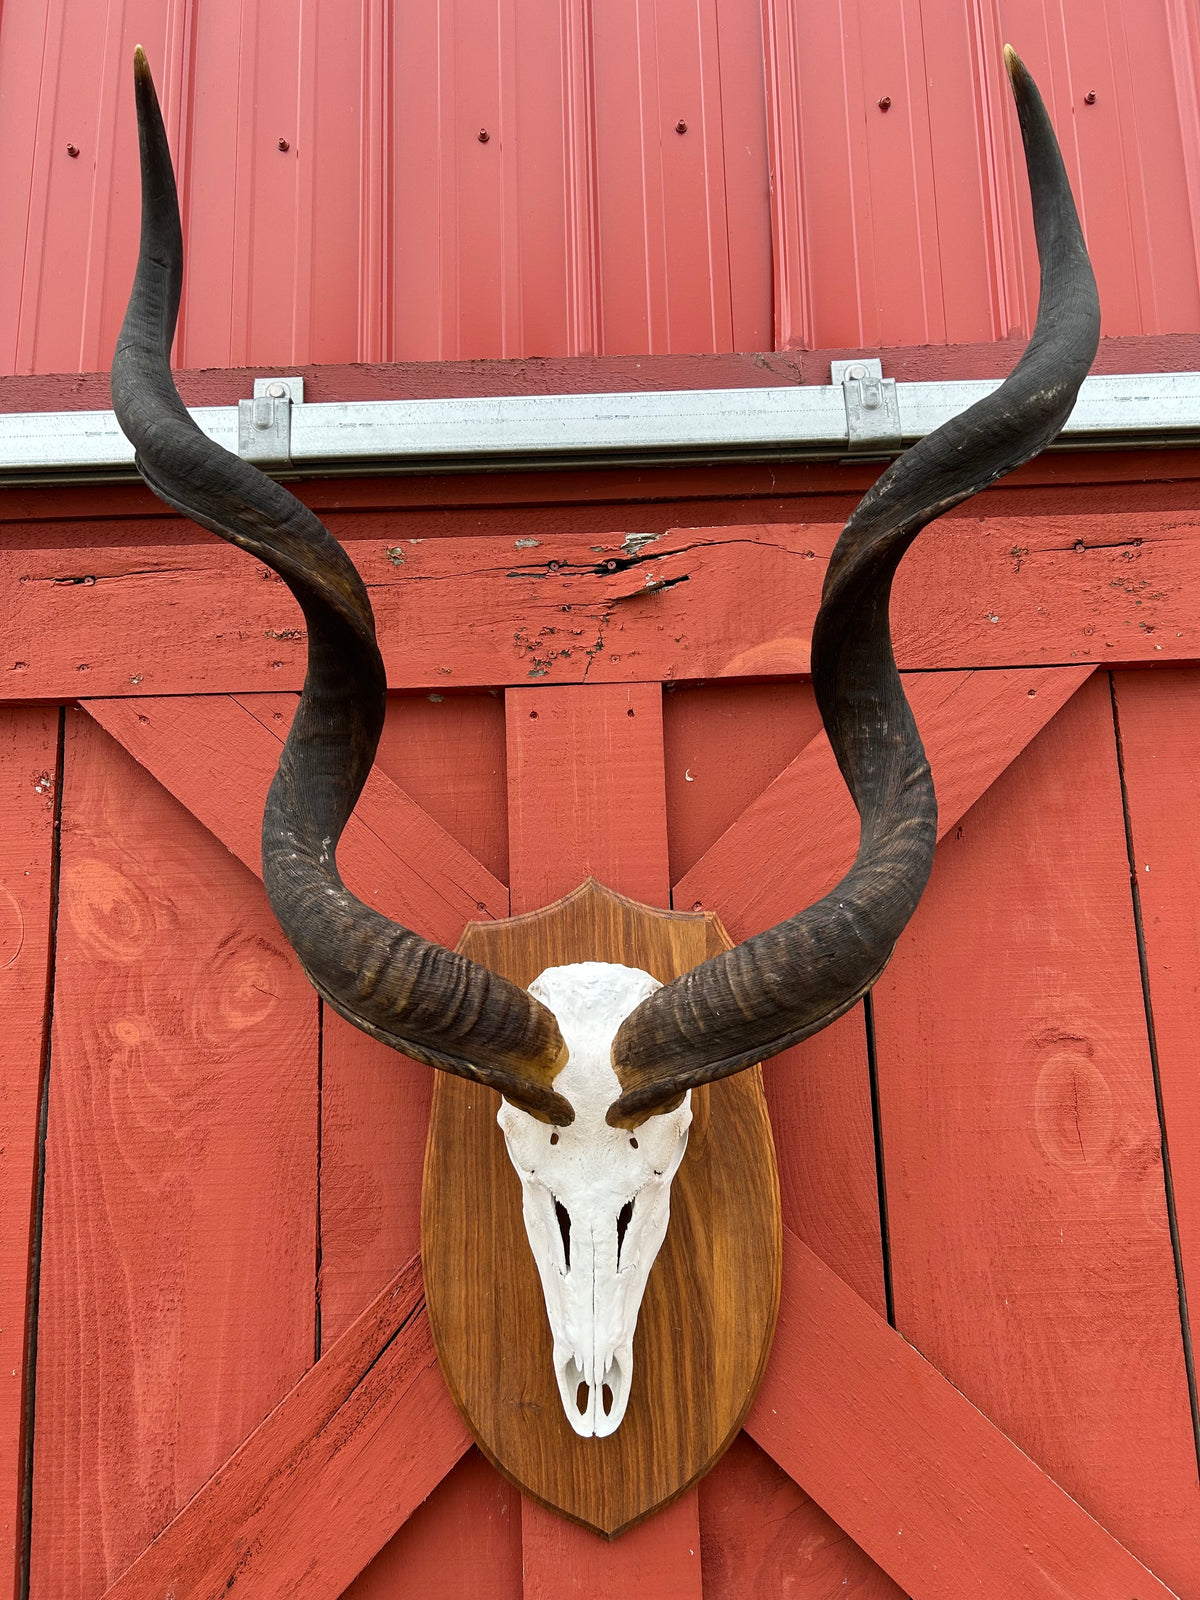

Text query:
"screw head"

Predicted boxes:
[[1083, 90, 1097, 105], [477, 127, 490, 143], [265, 382, 288, 400], [66, 143, 80, 157], [278, 137, 290, 151], [878, 96, 892, 111], [675, 119, 688, 134]]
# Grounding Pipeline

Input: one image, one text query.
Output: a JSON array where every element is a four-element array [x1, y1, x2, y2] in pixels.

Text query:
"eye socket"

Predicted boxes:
[[616, 1199, 634, 1267], [554, 1198, 572, 1271]]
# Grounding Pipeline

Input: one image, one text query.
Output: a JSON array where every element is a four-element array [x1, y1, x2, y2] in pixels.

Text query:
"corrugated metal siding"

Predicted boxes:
[[0, 0, 1197, 374]]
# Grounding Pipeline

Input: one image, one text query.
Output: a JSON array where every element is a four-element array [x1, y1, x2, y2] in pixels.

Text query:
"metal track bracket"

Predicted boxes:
[[238, 375, 305, 466], [831, 359, 902, 452]]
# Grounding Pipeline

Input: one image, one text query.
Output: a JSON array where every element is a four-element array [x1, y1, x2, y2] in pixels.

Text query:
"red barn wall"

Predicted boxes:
[[0, 0, 1198, 376]]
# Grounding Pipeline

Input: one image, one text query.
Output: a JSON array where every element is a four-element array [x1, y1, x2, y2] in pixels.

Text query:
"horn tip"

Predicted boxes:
[[134, 44, 150, 76], [1003, 43, 1024, 82]]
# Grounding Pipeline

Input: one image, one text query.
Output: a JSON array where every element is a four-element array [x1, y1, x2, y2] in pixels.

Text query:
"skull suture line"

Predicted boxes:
[[497, 964, 691, 1437]]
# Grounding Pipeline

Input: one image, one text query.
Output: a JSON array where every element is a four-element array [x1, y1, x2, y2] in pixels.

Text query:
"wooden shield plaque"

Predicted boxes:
[[421, 880, 781, 1537]]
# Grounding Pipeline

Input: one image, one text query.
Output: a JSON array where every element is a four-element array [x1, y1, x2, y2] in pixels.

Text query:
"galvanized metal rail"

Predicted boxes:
[[0, 369, 1196, 484]]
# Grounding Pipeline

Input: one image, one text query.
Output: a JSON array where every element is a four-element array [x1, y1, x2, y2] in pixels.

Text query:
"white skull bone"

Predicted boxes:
[[496, 963, 692, 1438]]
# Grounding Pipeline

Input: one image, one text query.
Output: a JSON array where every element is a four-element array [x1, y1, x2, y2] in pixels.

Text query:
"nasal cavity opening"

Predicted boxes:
[[555, 1198, 572, 1271], [616, 1199, 634, 1268], [576, 1381, 590, 1415], [602, 1383, 614, 1416]]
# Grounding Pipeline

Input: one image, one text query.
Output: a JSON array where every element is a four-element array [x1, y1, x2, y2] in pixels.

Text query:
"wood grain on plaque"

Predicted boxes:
[[422, 880, 781, 1538]]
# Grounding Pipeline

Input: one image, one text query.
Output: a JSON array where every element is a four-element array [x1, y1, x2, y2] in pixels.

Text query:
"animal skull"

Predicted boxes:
[[497, 964, 692, 1437]]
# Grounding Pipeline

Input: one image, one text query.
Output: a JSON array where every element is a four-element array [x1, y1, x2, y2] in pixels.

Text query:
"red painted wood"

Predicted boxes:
[[661, 680, 823, 882], [317, 1016, 432, 1349], [30, 711, 318, 1598], [872, 673, 1200, 1596], [87, 1219, 1186, 1600], [82, 693, 506, 944], [0, 708, 58, 1600], [679, 666, 1091, 1329], [6, 505, 1199, 700], [344, 1449, 521, 1600], [698, 1434, 903, 1599], [81, 692, 506, 1352], [506, 683, 669, 912], [520, 1497, 702, 1600], [373, 692, 510, 884], [101, 1256, 470, 1600], [1113, 666, 1200, 1387], [678, 667, 1093, 942], [746, 1229, 1182, 1600], [504, 682, 700, 1593]]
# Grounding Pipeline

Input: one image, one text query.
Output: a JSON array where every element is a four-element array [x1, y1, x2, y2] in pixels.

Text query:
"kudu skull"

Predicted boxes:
[[113, 47, 1098, 1437]]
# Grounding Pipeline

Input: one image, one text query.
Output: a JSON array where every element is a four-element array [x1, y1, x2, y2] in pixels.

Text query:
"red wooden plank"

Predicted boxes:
[[1113, 666, 1200, 1386], [343, 1449, 521, 1600], [319, 694, 508, 1343], [373, 691, 510, 884], [83, 692, 507, 945], [662, 677, 887, 1316], [92, 1219, 1184, 1600], [506, 682, 669, 912], [698, 1434, 902, 1599], [6, 505, 1200, 696], [504, 682, 700, 1594], [661, 679, 823, 882], [317, 1017, 432, 1348], [0, 708, 58, 1600], [678, 665, 1094, 941], [31, 711, 318, 1598], [678, 667, 1091, 1315], [520, 1497, 701, 1600], [82, 693, 506, 1349], [872, 673, 1200, 1596], [101, 1255, 470, 1600], [747, 1229, 1182, 1600]]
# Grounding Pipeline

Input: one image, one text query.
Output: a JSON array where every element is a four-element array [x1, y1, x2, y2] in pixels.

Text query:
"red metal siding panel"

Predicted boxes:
[[0, 0, 1198, 371], [763, 0, 1200, 348]]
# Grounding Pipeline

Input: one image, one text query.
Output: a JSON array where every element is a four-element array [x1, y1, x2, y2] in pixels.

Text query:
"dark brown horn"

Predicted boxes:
[[112, 48, 571, 1124], [607, 46, 1100, 1129]]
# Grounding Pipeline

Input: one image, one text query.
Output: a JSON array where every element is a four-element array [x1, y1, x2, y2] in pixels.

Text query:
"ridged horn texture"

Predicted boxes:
[[112, 49, 572, 1125], [607, 46, 1100, 1130]]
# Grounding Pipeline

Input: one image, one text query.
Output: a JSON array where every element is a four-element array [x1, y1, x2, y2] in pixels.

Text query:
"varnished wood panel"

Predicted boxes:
[[31, 712, 317, 1598], [0, 708, 58, 1600], [872, 674, 1200, 1596], [422, 882, 781, 1537]]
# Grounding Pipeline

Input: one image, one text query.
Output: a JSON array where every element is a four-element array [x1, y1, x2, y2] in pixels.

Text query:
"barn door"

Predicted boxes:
[[5, 511, 1200, 1599]]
